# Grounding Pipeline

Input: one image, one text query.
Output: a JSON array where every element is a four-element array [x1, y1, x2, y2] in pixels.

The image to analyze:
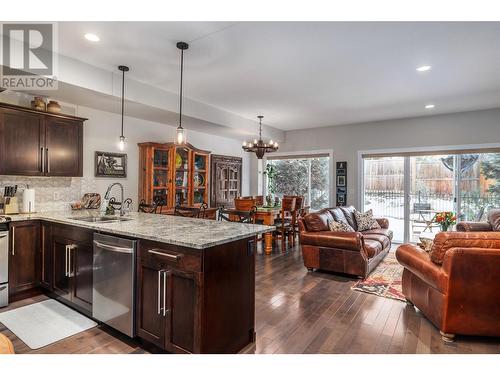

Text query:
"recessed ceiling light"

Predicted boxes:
[[416, 65, 432, 72], [84, 33, 100, 42], [425, 104, 435, 109]]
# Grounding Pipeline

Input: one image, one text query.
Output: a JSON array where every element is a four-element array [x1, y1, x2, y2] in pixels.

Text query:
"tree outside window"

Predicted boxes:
[[267, 156, 330, 211]]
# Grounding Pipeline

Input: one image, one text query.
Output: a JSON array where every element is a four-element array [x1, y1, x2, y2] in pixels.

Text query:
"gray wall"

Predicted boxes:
[[266, 108, 500, 207]]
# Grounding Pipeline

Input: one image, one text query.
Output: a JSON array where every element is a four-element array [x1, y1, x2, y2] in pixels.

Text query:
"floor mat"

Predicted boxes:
[[0, 299, 97, 349]]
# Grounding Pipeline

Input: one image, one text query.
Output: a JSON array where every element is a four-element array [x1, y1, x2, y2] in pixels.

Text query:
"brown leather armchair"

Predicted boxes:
[[396, 230, 500, 342], [298, 206, 392, 278]]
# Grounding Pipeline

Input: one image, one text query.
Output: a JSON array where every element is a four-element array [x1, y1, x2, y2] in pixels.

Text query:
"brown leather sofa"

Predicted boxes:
[[456, 208, 500, 232], [396, 209, 500, 342], [298, 206, 392, 278]]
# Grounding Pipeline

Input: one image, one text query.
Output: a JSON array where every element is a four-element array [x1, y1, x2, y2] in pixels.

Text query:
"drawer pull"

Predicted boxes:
[[148, 249, 183, 261]]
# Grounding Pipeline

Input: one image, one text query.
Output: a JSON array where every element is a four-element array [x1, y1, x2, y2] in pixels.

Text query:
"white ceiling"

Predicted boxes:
[[59, 21, 500, 131]]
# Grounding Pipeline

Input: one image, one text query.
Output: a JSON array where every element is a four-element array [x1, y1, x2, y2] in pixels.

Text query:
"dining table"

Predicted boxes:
[[227, 206, 281, 254], [254, 206, 282, 254]]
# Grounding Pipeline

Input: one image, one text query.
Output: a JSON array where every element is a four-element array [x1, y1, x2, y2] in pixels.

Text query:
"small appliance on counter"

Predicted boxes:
[[1, 185, 19, 215], [22, 185, 36, 213]]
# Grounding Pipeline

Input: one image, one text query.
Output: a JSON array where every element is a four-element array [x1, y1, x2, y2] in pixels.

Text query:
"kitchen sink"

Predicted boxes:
[[69, 216, 133, 223]]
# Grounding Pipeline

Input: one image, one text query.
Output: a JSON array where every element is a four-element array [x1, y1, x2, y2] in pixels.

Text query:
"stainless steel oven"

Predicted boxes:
[[0, 223, 9, 308]]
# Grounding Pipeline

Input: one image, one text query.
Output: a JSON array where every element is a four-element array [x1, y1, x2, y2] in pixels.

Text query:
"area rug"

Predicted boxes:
[[351, 252, 405, 302], [0, 299, 97, 349]]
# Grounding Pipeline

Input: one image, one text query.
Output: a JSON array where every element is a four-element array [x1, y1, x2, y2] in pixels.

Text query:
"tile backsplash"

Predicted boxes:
[[0, 176, 98, 212]]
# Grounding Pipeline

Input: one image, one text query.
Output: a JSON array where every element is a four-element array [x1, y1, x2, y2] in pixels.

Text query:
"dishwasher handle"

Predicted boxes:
[[93, 240, 134, 254]]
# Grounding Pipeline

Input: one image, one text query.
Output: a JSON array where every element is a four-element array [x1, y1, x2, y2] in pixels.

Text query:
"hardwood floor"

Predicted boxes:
[[1, 243, 499, 354]]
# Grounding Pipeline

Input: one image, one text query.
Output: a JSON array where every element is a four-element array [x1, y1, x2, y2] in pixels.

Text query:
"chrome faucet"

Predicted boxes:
[[104, 182, 125, 216]]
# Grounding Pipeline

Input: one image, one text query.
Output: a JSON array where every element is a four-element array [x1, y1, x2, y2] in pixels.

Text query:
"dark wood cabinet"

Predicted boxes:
[[210, 154, 242, 208], [51, 234, 72, 300], [137, 240, 202, 352], [137, 237, 255, 354], [0, 109, 44, 176], [45, 117, 83, 176], [0, 102, 86, 177], [50, 224, 93, 313], [167, 269, 201, 353], [40, 222, 52, 290], [137, 257, 167, 348], [9, 221, 40, 296]]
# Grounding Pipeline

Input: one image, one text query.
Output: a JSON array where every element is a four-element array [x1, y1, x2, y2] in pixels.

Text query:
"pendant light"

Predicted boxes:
[[175, 41, 189, 145], [118, 65, 129, 151], [242, 115, 279, 159]]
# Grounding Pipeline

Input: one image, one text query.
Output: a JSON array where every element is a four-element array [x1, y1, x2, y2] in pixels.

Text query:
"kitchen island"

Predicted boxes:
[[6, 211, 273, 353]]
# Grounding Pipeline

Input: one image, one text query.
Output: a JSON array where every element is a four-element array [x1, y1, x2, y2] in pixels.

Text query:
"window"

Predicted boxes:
[[267, 155, 330, 211]]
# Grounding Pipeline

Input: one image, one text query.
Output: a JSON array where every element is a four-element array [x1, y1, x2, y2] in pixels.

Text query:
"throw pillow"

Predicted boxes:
[[419, 237, 434, 253], [329, 219, 355, 232], [354, 209, 381, 231]]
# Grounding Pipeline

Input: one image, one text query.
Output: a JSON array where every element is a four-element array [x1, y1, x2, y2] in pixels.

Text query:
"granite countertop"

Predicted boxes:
[[8, 210, 274, 249]]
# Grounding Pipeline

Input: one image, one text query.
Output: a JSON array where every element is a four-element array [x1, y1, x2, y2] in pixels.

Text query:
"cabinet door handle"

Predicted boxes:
[[148, 249, 183, 261], [65, 245, 69, 276], [46, 148, 50, 174], [162, 270, 169, 317], [68, 244, 71, 277], [11, 227, 15, 256], [157, 270, 162, 315], [68, 244, 76, 277], [41, 226, 45, 281], [41, 147, 45, 173]]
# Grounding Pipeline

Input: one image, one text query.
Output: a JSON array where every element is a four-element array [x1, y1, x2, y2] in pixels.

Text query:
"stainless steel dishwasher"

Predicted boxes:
[[93, 233, 137, 337]]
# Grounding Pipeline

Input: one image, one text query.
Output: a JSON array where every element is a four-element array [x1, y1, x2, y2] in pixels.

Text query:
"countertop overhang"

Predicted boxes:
[[8, 211, 274, 249]]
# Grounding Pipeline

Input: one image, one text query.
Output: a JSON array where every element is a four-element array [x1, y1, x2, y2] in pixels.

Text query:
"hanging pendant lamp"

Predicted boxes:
[[118, 65, 129, 151], [242, 115, 279, 159], [175, 41, 189, 145]]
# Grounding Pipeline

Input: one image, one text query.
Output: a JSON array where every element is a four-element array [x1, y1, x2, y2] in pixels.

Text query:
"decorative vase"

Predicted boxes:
[[47, 100, 61, 113], [31, 96, 46, 111]]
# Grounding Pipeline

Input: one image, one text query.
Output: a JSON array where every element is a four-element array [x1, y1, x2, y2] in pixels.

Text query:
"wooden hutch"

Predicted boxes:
[[210, 154, 243, 208], [138, 142, 210, 209]]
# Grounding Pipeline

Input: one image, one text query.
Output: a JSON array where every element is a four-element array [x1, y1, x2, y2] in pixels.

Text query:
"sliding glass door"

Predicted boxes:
[[363, 151, 500, 243], [363, 157, 405, 242], [408, 155, 456, 243]]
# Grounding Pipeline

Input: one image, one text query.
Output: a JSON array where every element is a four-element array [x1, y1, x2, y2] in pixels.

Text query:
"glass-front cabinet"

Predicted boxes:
[[138, 142, 210, 210]]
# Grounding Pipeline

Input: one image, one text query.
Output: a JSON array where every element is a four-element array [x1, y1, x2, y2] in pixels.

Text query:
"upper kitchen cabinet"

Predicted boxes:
[[0, 102, 86, 177], [44, 117, 83, 176]]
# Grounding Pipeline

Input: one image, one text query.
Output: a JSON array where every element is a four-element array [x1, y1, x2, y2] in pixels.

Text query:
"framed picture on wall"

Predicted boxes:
[[337, 175, 346, 187], [95, 151, 127, 177]]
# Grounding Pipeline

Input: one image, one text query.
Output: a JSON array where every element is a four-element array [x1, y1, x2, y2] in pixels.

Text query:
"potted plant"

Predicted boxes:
[[263, 164, 278, 207], [434, 211, 457, 231]]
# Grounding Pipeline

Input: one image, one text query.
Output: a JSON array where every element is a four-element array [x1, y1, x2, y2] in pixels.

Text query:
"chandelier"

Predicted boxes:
[[242, 115, 278, 159]]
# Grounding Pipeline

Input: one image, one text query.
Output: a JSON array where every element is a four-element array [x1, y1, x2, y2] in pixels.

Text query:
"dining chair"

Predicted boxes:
[[138, 199, 158, 214], [284, 195, 305, 237], [108, 197, 133, 211], [254, 195, 264, 206], [274, 196, 297, 251], [174, 202, 208, 218], [218, 206, 256, 224], [235, 198, 257, 211]]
